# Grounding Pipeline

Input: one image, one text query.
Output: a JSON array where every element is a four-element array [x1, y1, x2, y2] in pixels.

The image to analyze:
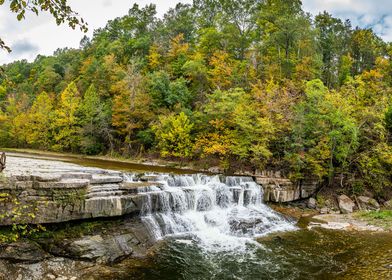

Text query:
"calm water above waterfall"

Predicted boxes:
[[121, 173, 392, 280]]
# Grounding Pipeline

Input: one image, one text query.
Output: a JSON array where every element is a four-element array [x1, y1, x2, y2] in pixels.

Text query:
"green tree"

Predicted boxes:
[[315, 12, 351, 87], [152, 112, 194, 159], [52, 81, 81, 151], [24, 91, 54, 149], [79, 84, 110, 155], [287, 79, 358, 183], [258, 0, 319, 79]]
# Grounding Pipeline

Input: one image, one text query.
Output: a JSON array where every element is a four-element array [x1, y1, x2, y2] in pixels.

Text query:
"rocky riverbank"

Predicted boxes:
[[0, 216, 159, 280], [0, 153, 390, 280]]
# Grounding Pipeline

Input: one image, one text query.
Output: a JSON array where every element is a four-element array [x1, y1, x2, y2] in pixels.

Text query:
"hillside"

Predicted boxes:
[[0, 0, 391, 198]]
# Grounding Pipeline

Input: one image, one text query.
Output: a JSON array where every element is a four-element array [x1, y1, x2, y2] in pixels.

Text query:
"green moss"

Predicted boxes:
[[52, 189, 86, 206], [31, 220, 119, 242], [356, 210, 392, 229]]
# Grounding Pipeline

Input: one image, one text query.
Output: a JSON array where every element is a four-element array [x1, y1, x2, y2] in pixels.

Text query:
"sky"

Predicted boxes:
[[1, 0, 392, 64]]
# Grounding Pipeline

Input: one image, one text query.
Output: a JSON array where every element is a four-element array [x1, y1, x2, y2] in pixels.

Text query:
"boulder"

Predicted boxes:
[[0, 241, 48, 263], [338, 195, 355, 214], [207, 166, 223, 173], [357, 196, 380, 210], [65, 234, 138, 263], [320, 207, 330, 214], [384, 199, 392, 209], [307, 198, 317, 209]]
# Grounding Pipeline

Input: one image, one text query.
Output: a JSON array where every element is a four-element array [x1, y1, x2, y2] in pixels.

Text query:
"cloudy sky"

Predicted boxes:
[[1, 0, 391, 64]]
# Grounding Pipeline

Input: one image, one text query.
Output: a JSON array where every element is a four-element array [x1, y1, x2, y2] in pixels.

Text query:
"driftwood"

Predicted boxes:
[[0, 152, 5, 172]]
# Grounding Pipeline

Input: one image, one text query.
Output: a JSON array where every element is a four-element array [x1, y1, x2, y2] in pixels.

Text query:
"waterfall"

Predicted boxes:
[[127, 174, 296, 252]]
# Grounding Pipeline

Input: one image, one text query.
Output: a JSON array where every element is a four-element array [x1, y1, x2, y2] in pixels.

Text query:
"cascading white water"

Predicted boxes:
[[127, 174, 296, 252]]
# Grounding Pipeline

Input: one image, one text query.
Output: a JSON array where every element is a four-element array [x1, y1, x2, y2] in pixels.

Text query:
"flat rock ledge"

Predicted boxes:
[[308, 214, 385, 232], [0, 156, 161, 225]]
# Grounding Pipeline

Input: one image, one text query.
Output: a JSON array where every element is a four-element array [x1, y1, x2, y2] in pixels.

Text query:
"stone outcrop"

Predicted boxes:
[[255, 171, 319, 203], [384, 199, 392, 209], [0, 155, 319, 224], [0, 156, 161, 225]]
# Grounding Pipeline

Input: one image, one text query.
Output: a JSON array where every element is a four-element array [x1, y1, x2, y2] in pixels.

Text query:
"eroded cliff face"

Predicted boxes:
[[254, 170, 319, 203]]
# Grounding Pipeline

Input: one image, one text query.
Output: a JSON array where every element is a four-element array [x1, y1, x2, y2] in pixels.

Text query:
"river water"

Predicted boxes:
[[122, 173, 392, 280], [8, 152, 392, 279]]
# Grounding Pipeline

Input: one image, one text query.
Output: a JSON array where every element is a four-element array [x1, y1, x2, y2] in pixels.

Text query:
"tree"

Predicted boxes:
[[24, 91, 54, 149], [350, 28, 386, 75], [197, 88, 275, 169], [257, 0, 319, 79], [147, 71, 193, 109], [287, 79, 358, 183], [0, 94, 29, 147], [52, 81, 81, 151], [152, 112, 194, 159], [79, 84, 110, 155], [315, 12, 351, 87], [0, 0, 87, 52], [111, 61, 153, 153]]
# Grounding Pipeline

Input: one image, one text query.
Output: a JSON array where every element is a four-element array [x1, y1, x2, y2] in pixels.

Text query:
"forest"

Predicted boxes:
[[0, 0, 391, 197]]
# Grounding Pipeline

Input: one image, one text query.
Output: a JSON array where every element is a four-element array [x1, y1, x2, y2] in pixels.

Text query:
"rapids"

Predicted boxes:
[[126, 174, 296, 252]]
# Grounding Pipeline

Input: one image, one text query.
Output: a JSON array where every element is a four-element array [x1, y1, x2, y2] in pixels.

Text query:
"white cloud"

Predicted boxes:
[[302, 0, 392, 42], [0, 0, 390, 65], [0, 0, 192, 64]]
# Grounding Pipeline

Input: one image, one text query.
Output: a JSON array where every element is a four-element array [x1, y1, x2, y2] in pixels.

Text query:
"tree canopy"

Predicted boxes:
[[0, 1, 391, 197]]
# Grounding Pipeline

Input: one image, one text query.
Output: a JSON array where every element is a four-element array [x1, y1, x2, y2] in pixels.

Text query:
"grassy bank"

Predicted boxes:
[[356, 210, 392, 230]]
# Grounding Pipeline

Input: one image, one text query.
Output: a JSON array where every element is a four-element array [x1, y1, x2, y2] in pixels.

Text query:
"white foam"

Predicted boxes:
[[129, 174, 296, 252]]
